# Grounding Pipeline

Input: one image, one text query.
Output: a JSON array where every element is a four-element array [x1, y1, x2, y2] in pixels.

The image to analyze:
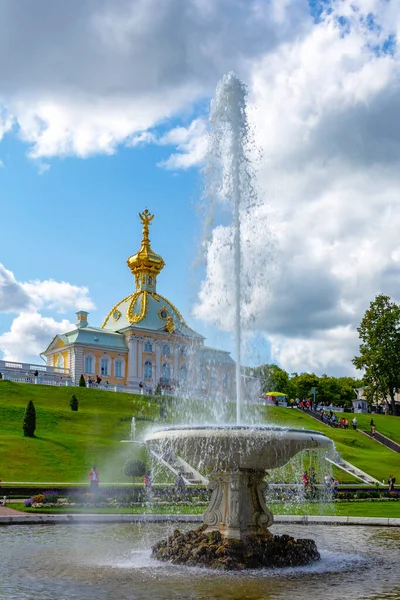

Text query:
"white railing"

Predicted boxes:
[[2, 374, 72, 387], [0, 359, 69, 376]]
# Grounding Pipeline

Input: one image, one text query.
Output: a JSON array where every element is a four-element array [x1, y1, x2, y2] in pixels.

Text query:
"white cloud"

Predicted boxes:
[[193, 0, 400, 375], [21, 279, 95, 312], [0, 264, 31, 313], [0, 312, 74, 362], [0, 265, 95, 362], [0, 0, 305, 159], [38, 162, 50, 175], [158, 119, 208, 170]]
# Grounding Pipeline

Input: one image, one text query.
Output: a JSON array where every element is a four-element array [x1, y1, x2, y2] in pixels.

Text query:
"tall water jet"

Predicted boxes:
[[206, 73, 254, 423], [145, 73, 332, 570]]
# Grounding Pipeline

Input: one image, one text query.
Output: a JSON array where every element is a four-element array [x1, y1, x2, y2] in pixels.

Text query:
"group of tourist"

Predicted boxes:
[[86, 375, 109, 387], [319, 409, 351, 429]]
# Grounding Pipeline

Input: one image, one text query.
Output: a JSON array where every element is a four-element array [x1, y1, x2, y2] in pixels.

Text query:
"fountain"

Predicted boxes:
[[145, 73, 331, 570]]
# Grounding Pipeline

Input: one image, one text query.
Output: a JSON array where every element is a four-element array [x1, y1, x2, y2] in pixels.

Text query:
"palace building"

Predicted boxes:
[[42, 210, 235, 397]]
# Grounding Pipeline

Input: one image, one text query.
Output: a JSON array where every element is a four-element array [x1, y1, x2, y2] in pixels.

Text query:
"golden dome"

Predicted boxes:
[[127, 209, 165, 282]]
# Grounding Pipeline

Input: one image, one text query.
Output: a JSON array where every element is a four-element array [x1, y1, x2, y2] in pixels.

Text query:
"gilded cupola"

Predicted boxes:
[[127, 209, 165, 292]]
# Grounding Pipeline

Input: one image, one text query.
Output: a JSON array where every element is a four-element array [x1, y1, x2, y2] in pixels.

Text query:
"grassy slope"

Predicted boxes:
[[340, 412, 400, 444], [1, 380, 400, 484], [0, 381, 157, 482], [262, 407, 400, 483]]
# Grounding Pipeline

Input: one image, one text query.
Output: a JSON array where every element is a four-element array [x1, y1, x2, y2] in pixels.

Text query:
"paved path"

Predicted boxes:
[[0, 504, 27, 516]]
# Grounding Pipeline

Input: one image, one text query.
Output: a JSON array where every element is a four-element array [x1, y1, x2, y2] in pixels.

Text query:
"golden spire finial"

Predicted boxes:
[[139, 209, 154, 245]]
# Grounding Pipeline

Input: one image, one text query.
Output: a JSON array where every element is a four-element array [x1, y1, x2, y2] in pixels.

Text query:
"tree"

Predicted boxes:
[[124, 459, 146, 492], [70, 394, 79, 411], [22, 400, 36, 437], [353, 294, 400, 413], [290, 372, 319, 401], [252, 364, 291, 396], [79, 374, 86, 387]]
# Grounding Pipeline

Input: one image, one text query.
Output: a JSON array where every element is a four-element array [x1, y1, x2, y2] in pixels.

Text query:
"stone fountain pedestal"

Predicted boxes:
[[204, 469, 273, 539], [145, 425, 331, 569]]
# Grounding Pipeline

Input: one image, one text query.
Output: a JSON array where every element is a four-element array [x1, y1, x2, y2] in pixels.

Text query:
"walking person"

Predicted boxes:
[[175, 472, 185, 496], [388, 474, 396, 493], [143, 471, 152, 494], [88, 466, 99, 491], [352, 416, 358, 430]]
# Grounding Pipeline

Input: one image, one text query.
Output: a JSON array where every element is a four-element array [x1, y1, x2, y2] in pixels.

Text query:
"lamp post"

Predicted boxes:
[[311, 387, 318, 405]]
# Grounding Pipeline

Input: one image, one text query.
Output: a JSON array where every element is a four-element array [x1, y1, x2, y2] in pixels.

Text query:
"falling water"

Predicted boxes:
[[130, 417, 136, 442], [206, 73, 254, 424]]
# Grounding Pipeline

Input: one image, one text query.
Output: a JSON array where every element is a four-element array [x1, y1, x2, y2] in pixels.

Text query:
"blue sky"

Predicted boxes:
[[0, 127, 232, 352], [1, 0, 400, 376]]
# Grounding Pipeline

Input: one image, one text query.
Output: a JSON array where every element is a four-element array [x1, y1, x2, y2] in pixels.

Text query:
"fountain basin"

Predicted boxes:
[[145, 425, 332, 470]]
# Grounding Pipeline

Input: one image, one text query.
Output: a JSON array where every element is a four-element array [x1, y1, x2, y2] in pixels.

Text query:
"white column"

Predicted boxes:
[[137, 340, 144, 378], [156, 343, 161, 382], [173, 345, 179, 379], [127, 337, 138, 384]]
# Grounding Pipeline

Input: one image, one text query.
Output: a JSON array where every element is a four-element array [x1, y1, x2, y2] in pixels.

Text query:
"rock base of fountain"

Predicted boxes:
[[152, 524, 320, 570]]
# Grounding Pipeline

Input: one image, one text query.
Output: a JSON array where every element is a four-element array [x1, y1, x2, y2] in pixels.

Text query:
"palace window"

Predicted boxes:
[[179, 364, 188, 383], [56, 355, 65, 369], [179, 346, 187, 356], [162, 362, 171, 379], [162, 344, 170, 355], [222, 371, 229, 391], [144, 360, 153, 379], [144, 341, 153, 352], [115, 361, 122, 378], [210, 369, 217, 390], [84, 355, 94, 375], [100, 357, 110, 377], [201, 365, 208, 388]]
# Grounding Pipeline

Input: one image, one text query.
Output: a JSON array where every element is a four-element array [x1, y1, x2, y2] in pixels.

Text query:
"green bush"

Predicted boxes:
[[22, 400, 36, 437], [78, 374, 86, 387], [124, 459, 146, 481], [69, 394, 79, 411]]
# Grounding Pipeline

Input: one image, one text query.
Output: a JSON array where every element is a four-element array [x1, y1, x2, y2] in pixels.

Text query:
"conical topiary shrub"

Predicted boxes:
[[79, 374, 86, 387], [70, 394, 79, 411], [22, 400, 36, 437]]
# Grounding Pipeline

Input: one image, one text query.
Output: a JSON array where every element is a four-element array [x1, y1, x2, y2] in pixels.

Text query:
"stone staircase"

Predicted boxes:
[[325, 454, 381, 485], [361, 430, 400, 454], [149, 448, 209, 486]]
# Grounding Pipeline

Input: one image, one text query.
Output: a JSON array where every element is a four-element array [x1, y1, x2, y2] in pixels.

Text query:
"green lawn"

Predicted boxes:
[[272, 500, 400, 518], [0, 380, 157, 482], [11, 500, 400, 518], [11, 502, 205, 514]]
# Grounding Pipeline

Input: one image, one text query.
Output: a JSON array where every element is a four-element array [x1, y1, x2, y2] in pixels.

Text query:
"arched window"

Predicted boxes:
[[162, 344, 170, 355], [179, 364, 188, 383], [114, 357, 125, 378], [162, 362, 171, 379], [201, 364, 208, 388], [56, 354, 65, 369], [144, 360, 153, 379], [210, 369, 217, 390], [144, 341, 153, 352], [222, 371, 229, 391], [84, 353, 94, 374], [100, 355, 111, 377]]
